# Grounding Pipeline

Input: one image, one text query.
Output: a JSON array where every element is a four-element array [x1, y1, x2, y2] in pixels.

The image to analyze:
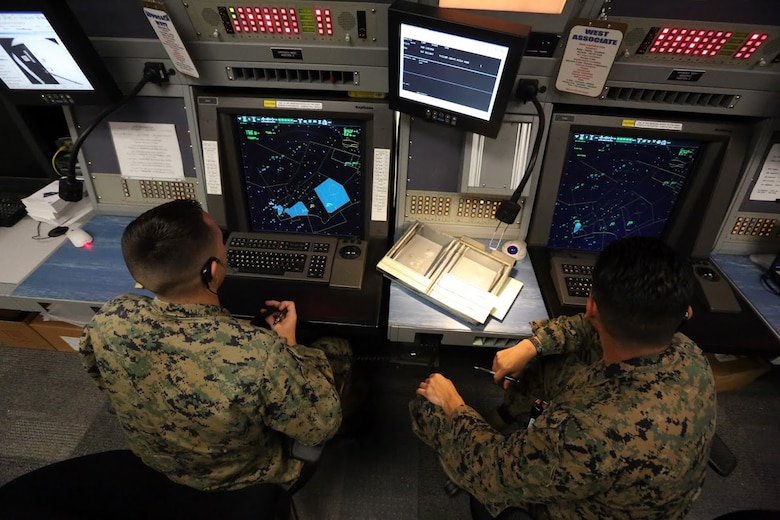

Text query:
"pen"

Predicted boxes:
[[473, 365, 521, 384], [272, 308, 287, 325]]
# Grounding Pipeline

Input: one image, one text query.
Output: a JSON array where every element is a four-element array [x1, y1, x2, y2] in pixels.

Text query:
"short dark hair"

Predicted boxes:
[[121, 199, 216, 296], [591, 237, 694, 345]]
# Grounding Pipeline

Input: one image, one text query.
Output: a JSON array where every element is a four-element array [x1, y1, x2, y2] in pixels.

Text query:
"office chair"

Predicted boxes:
[[708, 432, 737, 476], [0, 450, 292, 520], [469, 495, 535, 520]]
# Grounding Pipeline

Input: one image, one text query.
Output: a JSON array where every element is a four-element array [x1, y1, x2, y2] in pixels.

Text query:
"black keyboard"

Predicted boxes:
[[225, 232, 338, 283], [561, 262, 594, 297], [550, 255, 597, 307], [0, 195, 26, 227], [228, 249, 308, 276], [561, 263, 594, 276], [565, 275, 593, 297]]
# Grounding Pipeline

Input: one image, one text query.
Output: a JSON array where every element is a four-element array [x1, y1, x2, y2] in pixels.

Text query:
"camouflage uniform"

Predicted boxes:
[[410, 313, 716, 519], [80, 294, 351, 491]]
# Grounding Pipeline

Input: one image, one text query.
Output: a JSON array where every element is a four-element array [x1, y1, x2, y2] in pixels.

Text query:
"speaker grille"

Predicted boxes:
[[338, 12, 356, 30], [623, 27, 647, 48], [201, 7, 222, 26], [227, 67, 358, 85], [602, 86, 741, 109], [759, 36, 780, 56]]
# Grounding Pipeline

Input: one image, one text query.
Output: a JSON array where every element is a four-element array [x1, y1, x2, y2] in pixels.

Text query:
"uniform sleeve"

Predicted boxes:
[[259, 341, 342, 447], [531, 313, 602, 357], [78, 321, 108, 393], [412, 398, 615, 515]]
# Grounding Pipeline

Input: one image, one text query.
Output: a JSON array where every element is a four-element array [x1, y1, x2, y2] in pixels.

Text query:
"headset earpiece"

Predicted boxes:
[[201, 256, 218, 287]]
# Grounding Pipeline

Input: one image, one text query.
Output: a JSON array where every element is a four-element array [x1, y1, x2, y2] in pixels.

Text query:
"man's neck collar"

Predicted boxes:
[[601, 334, 670, 364]]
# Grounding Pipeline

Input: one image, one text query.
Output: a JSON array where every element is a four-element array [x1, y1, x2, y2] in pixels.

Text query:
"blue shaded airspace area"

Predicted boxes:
[[315, 178, 349, 214], [235, 116, 364, 237]]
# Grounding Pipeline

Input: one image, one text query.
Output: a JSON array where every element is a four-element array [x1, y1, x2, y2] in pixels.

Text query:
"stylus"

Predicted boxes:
[[473, 366, 520, 384], [272, 309, 288, 326]]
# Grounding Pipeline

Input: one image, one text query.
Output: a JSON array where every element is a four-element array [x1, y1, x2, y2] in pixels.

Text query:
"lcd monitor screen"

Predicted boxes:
[[0, 2, 120, 105], [398, 24, 509, 122], [547, 132, 701, 251], [234, 114, 365, 238], [388, 1, 528, 138], [0, 12, 93, 91]]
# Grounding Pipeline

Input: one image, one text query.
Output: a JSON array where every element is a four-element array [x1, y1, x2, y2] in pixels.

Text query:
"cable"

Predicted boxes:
[[59, 63, 175, 201], [50, 145, 70, 177], [760, 274, 780, 296], [509, 94, 545, 203], [494, 80, 546, 226]]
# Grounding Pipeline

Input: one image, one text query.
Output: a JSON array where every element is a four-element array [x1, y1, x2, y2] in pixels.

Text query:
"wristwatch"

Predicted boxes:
[[529, 336, 543, 358]]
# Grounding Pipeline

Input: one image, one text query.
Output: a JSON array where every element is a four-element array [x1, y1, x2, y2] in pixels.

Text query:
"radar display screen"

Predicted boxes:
[[234, 115, 364, 238], [547, 132, 701, 251]]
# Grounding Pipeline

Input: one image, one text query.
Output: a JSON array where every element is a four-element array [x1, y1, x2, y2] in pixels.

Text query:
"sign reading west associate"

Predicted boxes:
[[555, 19, 626, 97], [142, 1, 199, 78]]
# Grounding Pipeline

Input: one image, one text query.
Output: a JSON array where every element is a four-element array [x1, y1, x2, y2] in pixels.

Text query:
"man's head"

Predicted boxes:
[[589, 237, 694, 346], [121, 199, 226, 298]]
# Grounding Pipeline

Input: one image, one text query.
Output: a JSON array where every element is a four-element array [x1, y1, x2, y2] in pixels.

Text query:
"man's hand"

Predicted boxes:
[[263, 299, 297, 345], [416, 373, 465, 416], [493, 339, 537, 389]]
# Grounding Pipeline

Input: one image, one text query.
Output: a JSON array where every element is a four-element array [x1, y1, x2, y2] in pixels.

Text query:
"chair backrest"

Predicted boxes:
[[0, 450, 292, 520]]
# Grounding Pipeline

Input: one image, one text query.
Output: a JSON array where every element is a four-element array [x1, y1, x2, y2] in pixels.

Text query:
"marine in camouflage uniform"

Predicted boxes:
[[410, 314, 715, 519], [80, 293, 351, 491], [411, 237, 716, 520]]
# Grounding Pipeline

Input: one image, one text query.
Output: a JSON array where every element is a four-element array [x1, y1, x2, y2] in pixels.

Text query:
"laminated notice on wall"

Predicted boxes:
[[750, 143, 780, 202], [142, 1, 200, 78], [555, 19, 626, 98], [110, 122, 184, 180]]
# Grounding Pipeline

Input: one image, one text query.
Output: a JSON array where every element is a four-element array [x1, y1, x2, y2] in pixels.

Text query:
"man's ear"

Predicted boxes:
[[585, 295, 598, 319]]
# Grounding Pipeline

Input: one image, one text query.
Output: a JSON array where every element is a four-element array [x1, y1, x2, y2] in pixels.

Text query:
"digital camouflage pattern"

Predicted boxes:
[[80, 294, 349, 491], [410, 313, 716, 519]]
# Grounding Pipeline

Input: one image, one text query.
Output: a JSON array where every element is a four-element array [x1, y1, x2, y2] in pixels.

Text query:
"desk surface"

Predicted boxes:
[[12, 215, 389, 334], [528, 247, 780, 354], [7, 215, 780, 352], [387, 254, 547, 346], [711, 254, 780, 339], [12, 215, 148, 306], [0, 217, 66, 288]]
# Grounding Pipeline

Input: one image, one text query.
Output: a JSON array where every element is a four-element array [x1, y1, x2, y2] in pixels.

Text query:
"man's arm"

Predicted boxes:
[[492, 314, 600, 383], [78, 322, 108, 392], [259, 341, 342, 446], [411, 400, 614, 515], [530, 313, 601, 357]]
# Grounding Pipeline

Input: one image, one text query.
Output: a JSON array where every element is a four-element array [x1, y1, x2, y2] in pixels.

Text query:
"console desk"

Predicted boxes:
[[3, 215, 780, 354], [5, 214, 389, 337]]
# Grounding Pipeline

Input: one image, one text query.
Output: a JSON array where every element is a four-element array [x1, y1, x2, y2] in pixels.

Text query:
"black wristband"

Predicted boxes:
[[529, 336, 542, 358]]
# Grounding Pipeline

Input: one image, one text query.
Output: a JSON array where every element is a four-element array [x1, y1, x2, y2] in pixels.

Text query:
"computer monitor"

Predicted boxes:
[[0, 1, 120, 106], [196, 93, 395, 243], [233, 114, 365, 238], [387, 0, 530, 138], [528, 110, 753, 259], [546, 132, 702, 252]]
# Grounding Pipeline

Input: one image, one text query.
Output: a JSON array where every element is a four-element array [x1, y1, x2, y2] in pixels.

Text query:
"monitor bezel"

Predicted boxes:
[[544, 130, 704, 252], [387, 1, 529, 139], [527, 109, 753, 259], [226, 112, 369, 239], [0, 0, 121, 106], [215, 103, 382, 240]]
